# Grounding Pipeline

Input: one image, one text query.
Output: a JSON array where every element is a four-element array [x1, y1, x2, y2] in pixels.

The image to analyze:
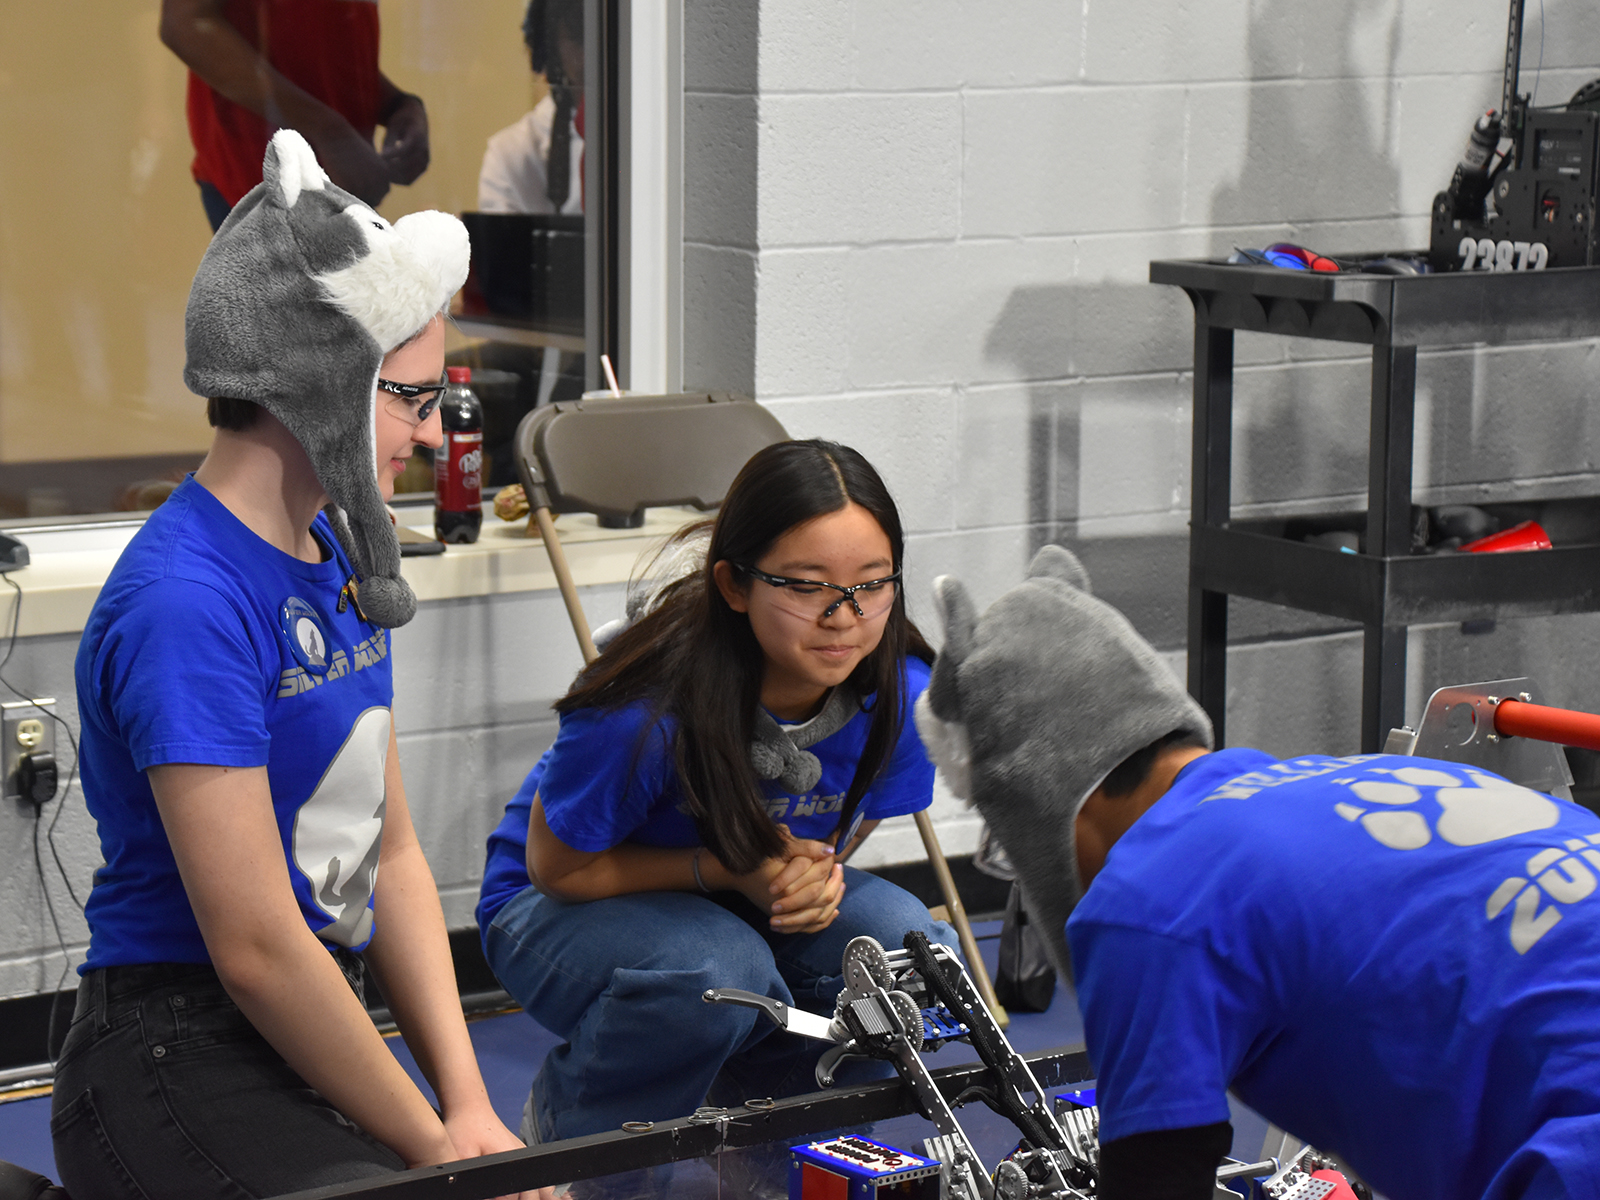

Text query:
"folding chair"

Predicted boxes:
[[513, 392, 1006, 1022]]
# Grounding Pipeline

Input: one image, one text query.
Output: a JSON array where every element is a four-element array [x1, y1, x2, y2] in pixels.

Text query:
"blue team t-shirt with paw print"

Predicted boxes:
[[1071, 747, 1600, 1200]]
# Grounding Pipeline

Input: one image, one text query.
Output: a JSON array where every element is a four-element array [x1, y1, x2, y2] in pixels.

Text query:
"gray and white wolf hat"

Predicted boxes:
[[183, 129, 469, 628], [913, 545, 1213, 980]]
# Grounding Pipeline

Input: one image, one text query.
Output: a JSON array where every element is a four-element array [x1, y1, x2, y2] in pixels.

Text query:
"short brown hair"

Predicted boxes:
[[207, 397, 261, 431]]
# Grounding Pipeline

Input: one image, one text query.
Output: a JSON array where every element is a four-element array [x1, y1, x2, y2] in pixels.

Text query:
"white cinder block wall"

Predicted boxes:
[[0, 584, 627, 1002], [681, 0, 1600, 836]]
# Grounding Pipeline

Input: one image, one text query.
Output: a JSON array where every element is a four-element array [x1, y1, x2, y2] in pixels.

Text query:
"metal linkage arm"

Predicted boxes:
[[873, 1010, 995, 1200], [700, 988, 841, 1043], [903, 932, 1072, 1157]]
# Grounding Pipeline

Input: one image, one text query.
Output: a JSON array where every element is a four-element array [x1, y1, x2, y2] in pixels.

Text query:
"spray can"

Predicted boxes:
[[1450, 110, 1501, 219], [434, 366, 483, 544]]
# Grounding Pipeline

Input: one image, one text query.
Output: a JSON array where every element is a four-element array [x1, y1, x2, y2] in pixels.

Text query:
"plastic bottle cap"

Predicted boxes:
[[447, 366, 471, 383]]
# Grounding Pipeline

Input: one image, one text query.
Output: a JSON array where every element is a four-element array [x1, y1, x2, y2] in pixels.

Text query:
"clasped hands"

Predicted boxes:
[[734, 825, 845, 935]]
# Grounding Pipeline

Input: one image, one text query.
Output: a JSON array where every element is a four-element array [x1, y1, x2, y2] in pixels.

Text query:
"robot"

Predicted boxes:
[[706, 933, 1363, 1200]]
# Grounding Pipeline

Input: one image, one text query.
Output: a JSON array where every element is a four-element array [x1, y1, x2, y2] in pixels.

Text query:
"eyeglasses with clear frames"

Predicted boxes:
[[737, 564, 902, 620], [378, 376, 447, 426]]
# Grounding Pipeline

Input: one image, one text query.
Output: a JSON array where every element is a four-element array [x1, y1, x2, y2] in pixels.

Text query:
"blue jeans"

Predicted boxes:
[[50, 961, 402, 1199], [484, 866, 956, 1141]]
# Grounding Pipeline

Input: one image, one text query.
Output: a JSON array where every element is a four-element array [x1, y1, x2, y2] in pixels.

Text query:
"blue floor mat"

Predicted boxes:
[[0, 919, 1265, 1177], [0, 1093, 51, 1179]]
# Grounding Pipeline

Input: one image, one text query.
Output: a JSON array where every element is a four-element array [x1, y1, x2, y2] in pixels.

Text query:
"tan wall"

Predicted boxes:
[[0, 0, 537, 464]]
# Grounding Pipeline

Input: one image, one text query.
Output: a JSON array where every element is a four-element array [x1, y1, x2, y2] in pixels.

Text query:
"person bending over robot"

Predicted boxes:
[[55, 131, 538, 1197], [477, 440, 957, 1143], [916, 546, 1600, 1200]]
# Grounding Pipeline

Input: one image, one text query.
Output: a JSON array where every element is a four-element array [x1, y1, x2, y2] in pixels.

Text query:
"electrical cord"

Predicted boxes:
[[1, 573, 85, 1057], [31, 812, 72, 1060], [1, 575, 82, 904]]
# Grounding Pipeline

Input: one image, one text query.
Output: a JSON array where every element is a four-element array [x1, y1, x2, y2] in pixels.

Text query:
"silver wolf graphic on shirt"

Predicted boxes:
[[292, 705, 390, 946]]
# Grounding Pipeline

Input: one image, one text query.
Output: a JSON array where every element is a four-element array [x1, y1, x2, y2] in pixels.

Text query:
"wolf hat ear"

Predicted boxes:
[[183, 130, 470, 628], [915, 544, 1213, 983], [1026, 542, 1092, 594], [914, 575, 978, 802], [263, 130, 329, 208]]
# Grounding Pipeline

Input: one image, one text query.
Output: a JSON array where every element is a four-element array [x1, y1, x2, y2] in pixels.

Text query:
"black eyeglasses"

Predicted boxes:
[[737, 564, 902, 620], [378, 377, 447, 425]]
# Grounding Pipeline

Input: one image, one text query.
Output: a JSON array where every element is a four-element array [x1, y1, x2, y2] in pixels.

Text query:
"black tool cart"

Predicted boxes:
[[1149, 260, 1600, 752]]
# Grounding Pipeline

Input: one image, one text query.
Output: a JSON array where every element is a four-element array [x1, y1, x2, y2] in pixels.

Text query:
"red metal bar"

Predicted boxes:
[[1494, 699, 1600, 752]]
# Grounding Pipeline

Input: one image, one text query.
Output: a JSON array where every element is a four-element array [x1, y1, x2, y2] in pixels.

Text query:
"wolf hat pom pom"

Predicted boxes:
[[914, 545, 1213, 980], [183, 129, 469, 628]]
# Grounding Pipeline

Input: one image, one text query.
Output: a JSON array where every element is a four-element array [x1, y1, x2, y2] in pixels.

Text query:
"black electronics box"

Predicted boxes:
[[1428, 1, 1600, 273], [459, 213, 585, 334], [1431, 109, 1600, 271]]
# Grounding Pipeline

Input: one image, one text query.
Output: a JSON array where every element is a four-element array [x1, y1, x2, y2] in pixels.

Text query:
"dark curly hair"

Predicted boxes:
[[522, 0, 584, 82]]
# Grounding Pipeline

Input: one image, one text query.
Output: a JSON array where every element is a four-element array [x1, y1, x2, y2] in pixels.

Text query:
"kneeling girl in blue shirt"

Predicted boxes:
[[477, 438, 956, 1141]]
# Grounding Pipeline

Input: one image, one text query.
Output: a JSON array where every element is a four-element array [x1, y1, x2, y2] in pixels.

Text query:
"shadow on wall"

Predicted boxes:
[[980, 279, 1378, 655], [981, 280, 1192, 536], [1204, 0, 1404, 520], [981, 280, 1190, 647], [969, 3, 1462, 753], [976, 0, 1600, 748], [1209, 0, 1402, 231]]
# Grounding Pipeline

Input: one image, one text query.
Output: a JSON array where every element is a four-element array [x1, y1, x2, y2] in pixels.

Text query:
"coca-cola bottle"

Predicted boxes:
[[434, 366, 483, 544]]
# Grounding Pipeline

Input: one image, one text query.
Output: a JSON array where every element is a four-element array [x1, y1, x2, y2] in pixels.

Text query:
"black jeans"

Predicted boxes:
[[51, 960, 403, 1199]]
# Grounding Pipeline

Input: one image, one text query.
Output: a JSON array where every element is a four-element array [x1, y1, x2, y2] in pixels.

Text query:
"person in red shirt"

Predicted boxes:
[[161, 0, 430, 230]]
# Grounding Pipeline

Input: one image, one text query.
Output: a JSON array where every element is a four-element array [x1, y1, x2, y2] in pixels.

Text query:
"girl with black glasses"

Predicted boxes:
[[477, 438, 957, 1143]]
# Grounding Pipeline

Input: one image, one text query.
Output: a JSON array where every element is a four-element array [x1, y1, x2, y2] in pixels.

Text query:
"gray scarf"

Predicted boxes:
[[749, 686, 861, 794]]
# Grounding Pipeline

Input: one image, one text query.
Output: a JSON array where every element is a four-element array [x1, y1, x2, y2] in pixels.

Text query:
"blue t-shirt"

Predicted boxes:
[[76, 476, 396, 970], [1070, 747, 1600, 1200], [476, 658, 936, 933]]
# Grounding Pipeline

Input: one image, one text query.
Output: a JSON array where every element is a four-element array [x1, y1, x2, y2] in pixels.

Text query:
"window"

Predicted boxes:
[[0, 0, 637, 516]]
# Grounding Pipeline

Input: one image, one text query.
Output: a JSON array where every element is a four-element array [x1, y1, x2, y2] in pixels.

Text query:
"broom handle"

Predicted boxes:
[[533, 504, 599, 665], [915, 809, 1008, 1027]]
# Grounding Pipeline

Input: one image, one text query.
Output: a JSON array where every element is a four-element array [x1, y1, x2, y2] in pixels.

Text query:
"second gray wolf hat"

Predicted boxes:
[[914, 545, 1213, 980]]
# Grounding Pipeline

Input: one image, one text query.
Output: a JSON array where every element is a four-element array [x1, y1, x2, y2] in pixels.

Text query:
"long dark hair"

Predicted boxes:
[[557, 439, 934, 874]]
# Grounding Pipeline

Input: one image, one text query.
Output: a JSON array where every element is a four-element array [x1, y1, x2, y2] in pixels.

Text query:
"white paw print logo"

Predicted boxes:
[[1332, 765, 1560, 850]]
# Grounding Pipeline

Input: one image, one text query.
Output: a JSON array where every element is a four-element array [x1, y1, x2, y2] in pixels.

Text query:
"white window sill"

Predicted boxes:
[[0, 503, 702, 638]]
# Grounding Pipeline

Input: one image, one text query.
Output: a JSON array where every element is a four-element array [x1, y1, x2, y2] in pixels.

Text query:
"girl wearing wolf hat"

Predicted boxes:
[[477, 439, 957, 1143], [56, 132, 540, 1197]]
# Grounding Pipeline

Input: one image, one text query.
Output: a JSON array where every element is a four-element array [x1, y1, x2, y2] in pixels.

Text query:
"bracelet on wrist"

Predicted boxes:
[[691, 847, 711, 893]]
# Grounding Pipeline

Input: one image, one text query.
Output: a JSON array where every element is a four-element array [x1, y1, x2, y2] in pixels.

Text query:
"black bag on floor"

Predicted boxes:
[[994, 880, 1057, 1012]]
